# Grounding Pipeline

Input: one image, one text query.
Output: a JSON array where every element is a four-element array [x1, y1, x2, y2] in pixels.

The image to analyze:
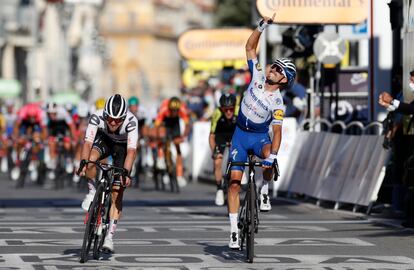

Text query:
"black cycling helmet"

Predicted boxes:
[[168, 96, 181, 110], [104, 94, 128, 119], [219, 93, 236, 108]]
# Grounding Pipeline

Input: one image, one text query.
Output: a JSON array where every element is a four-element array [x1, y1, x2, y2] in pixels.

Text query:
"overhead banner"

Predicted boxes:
[[256, 0, 368, 24], [178, 28, 253, 60]]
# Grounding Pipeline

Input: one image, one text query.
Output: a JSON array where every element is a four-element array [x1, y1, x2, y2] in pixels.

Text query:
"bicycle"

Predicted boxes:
[[225, 153, 279, 263], [77, 160, 128, 263], [15, 138, 44, 189], [53, 135, 71, 189], [164, 136, 179, 193]]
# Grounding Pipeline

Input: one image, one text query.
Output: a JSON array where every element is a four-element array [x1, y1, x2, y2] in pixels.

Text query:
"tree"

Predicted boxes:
[[214, 0, 253, 27]]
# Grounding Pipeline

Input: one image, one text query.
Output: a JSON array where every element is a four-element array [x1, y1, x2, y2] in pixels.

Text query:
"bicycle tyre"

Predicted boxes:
[[93, 192, 111, 260], [80, 184, 103, 263], [246, 181, 255, 263], [15, 148, 31, 189], [165, 142, 179, 193]]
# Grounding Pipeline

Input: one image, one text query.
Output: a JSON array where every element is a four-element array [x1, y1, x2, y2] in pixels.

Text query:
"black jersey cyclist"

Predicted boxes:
[[209, 93, 237, 206]]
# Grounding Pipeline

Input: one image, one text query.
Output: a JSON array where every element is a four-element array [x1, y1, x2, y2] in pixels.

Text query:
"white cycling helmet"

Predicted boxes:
[[104, 94, 128, 119], [46, 102, 58, 113]]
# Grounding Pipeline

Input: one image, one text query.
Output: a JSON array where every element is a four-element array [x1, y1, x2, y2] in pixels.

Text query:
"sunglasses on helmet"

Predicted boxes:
[[270, 63, 286, 77]]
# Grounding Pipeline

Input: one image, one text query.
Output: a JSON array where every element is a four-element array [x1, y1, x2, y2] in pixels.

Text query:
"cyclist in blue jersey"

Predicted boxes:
[[227, 14, 297, 249]]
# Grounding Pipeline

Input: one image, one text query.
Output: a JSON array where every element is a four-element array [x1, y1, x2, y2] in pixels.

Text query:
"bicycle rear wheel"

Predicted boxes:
[[246, 181, 256, 263], [80, 184, 103, 263]]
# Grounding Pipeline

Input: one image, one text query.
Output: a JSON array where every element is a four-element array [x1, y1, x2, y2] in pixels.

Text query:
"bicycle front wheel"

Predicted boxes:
[[93, 192, 111, 260], [246, 181, 256, 263], [80, 184, 103, 263]]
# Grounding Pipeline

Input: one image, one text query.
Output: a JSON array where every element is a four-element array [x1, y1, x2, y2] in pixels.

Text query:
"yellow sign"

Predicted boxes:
[[256, 0, 368, 24], [178, 28, 253, 60]]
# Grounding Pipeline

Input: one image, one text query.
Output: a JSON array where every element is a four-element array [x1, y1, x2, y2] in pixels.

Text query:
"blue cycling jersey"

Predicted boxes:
[[236, 58, 285, 133]]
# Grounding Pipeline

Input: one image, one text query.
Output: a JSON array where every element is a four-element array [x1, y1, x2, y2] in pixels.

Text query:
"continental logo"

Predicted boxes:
[[273, 109, 284, 120], [255, 62, 262, 71], [256, 0, 368, 24]]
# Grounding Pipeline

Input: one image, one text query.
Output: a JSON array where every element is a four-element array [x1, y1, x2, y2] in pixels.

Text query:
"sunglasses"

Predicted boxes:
[[104, 114, 125, 124], [222, 107, 235, 113], [270, 64, 286, 77]]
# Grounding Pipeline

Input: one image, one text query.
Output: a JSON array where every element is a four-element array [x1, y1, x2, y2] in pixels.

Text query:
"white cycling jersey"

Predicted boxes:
[[84, 109, 139, 149], [48, 106, 73, 125], [237, 58, 285, 133]]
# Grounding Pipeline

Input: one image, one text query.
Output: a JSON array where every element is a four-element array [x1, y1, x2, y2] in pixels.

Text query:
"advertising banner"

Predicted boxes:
[[256, 0, 368, 24], [178, 28, 253, 60]]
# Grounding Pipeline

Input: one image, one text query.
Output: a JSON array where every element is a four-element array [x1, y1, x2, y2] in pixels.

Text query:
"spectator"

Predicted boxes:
[[378, 70, 414, 228]]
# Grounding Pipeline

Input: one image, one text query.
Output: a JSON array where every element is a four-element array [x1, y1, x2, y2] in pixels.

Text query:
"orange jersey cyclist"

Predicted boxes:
[[154, 96, 190, 187]]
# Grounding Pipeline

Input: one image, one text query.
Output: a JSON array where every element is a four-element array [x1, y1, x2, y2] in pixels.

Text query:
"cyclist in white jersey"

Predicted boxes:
[[227, 14, 297, 249], [77, 94, 138, 253]]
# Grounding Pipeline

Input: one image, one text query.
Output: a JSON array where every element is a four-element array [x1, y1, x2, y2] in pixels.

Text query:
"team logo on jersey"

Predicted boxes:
[[89, 115, 100, 126], [258, 85, 263, 89], [276, 98, 282, 105], [255, 62, 262, 71], [125, 121, 137, 133], [273, 109, 284, 120]]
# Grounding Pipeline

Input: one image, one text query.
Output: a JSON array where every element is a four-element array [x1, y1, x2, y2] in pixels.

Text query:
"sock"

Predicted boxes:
[[261, 182, 269, 195], [229, 213, 238, 233], [216, 181, 222, 190], [87, 180, 96, 194], [106, 219, 118, 239]]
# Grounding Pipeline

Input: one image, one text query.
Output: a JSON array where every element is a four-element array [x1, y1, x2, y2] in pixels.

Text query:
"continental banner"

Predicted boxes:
[[256, 0, 368, 24], [178, 28, 253, 60]]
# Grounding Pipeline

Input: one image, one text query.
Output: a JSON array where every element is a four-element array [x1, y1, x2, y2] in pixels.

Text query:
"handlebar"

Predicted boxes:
[[225, 159, 280, 182], [77, 160, 129, 178]]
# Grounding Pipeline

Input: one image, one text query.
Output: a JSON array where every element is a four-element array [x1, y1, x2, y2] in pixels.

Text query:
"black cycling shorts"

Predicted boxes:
[[92, 131, 127, 186], [214, 132, 232, 155]]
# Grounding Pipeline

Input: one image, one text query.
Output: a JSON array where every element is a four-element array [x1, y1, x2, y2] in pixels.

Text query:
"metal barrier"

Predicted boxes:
[[364, 121, 383, 135], [330, 121, 346, 134], [345, 121, 365, 135], [311, 119, 332, 131], [280, 119, 389, 212]]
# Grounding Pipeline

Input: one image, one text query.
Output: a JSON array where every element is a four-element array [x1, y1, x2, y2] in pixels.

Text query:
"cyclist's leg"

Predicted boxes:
[[156, 125, 166, 169], [213, 151, 224, 188], [81, 133, 108, 210], [254, 136, 273, 211], [227, 127, 249, 248], [104, 143, 127, 251]]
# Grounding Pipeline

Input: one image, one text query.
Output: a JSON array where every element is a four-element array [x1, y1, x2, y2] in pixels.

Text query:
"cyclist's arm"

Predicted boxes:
[[270, 107, 284, 155], [271, 124, 282, 155], [125, 117, 139, 175], [209, 109, 221, 151], [246, 15, 274, 61], [123, 148, 136, 176], [179, 104, 191, 137], [81, 115, 99, 161], [245, 28, 261, 60], [209, 133, 216, 153], [39, 111, 48, 141]]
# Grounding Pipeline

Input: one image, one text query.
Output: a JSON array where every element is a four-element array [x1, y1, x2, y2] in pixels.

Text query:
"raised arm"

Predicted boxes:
[[246, 14, 275, 60]]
